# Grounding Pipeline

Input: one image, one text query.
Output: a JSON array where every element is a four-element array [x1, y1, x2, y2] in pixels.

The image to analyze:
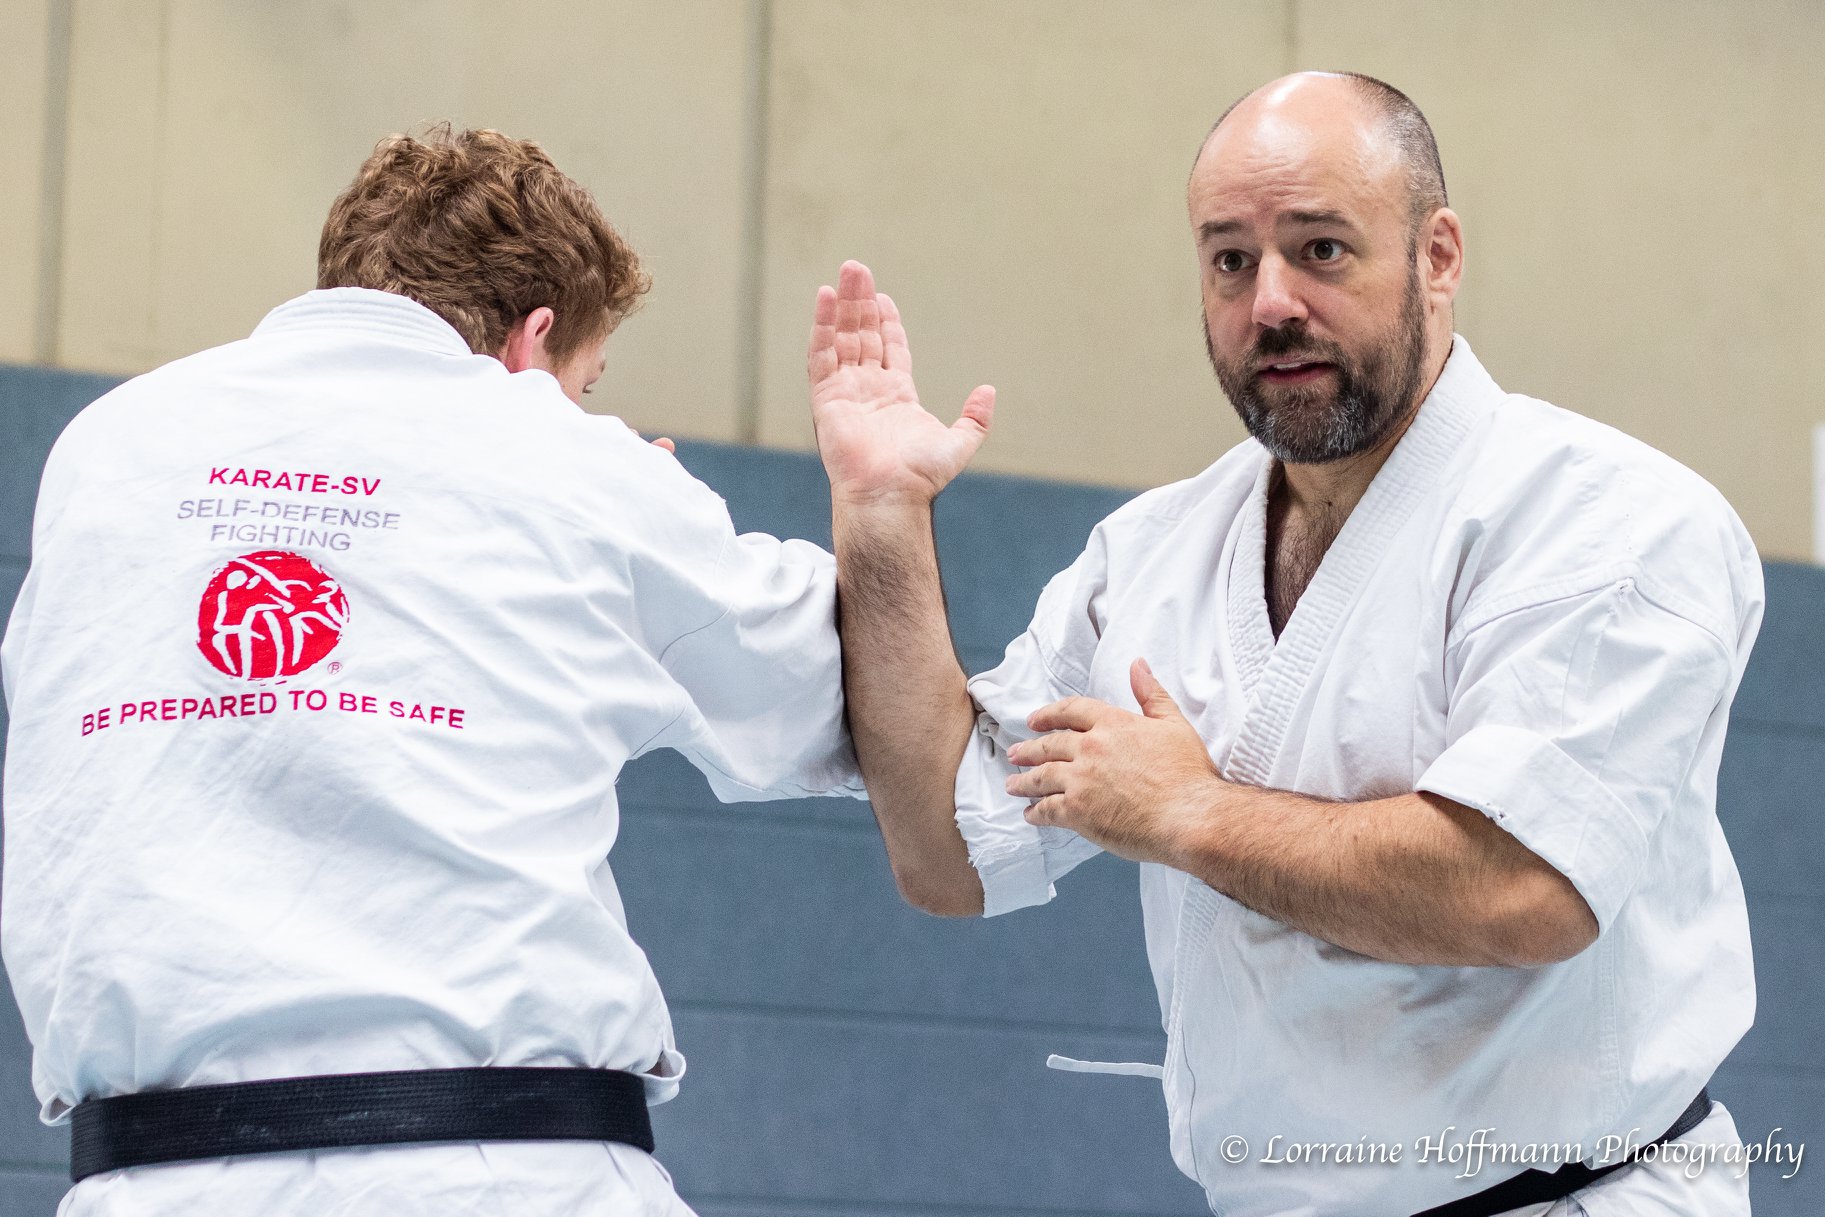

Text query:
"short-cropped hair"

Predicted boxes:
[[318, 125, 650, 362]]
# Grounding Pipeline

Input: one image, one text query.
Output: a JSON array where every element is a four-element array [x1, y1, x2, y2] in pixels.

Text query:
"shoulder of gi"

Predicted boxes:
[[998, 437, 1265, 692], [1439, 394, 1762, 655]]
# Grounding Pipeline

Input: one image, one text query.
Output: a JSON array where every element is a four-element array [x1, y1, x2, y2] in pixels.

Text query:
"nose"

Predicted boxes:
[[1250, 252, 1308, 331]]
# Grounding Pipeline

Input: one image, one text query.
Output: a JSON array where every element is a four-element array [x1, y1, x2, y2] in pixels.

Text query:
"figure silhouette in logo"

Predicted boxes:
[[197, 551, 349, 679]]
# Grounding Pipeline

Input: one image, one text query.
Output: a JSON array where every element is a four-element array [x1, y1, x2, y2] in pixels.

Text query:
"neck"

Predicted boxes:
[[1277, 332, 1453, 518]]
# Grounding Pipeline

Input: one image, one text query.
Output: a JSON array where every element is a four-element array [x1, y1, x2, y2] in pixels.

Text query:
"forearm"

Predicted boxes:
[[832, 495, 984, 915], [1167, 784, 1597, 967]]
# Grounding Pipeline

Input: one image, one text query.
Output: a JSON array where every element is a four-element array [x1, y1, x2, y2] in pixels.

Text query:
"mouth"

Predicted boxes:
[[1254, 360, 1334, 386]]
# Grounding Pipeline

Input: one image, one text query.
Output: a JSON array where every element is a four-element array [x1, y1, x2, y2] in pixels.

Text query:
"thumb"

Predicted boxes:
[[1131, 657, 1186, 722], [953, 385, 995, 440], [943, 385, 995, 472]]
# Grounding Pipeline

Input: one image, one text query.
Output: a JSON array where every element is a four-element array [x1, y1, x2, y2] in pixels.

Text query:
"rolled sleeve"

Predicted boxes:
[[1418, 723, 1648, 932], [953, 553, 1108, 917], [954, 701, 1102, 917], [1417, 576, 1737, 934]]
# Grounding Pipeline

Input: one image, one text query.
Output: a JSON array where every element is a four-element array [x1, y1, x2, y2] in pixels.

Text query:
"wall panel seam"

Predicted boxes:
[[33, 0, 73, 366], [1718, 1063, 1825, 1080], [142, 1, 173, 361], [1739, 894, 1825, 917], [734, 0, 774, 446], [1727, 717, 1825, 740], [618, 801, 880, 834], [669, 997, 1163, 1040]]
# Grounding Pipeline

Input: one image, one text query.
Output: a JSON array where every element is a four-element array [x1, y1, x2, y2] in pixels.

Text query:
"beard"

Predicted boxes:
[[1206, 267, 1428, 465]]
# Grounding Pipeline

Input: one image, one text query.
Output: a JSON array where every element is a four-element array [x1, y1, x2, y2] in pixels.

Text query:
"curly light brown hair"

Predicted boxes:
[[318, 124, 650, 362]]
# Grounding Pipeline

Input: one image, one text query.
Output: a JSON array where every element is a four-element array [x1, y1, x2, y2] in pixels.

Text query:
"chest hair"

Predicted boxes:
[[1265, 497, 1347, 638]]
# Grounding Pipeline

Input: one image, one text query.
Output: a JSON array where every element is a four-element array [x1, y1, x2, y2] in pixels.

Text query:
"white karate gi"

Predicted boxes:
[[955, 338, 1760, 1217], [1, 287, 864, 1215]]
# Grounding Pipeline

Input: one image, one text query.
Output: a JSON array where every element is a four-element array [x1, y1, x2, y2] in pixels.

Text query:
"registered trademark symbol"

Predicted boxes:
[[328, 662, 342, 674]]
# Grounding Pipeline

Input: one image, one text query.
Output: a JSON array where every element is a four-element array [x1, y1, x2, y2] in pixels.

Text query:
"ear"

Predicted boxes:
[[1420, 208, 1465, 306], [497, 306, 558, 374]]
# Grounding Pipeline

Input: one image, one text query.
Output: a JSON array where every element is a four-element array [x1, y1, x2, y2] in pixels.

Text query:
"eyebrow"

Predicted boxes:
[[1198, 209, 1359, 242]]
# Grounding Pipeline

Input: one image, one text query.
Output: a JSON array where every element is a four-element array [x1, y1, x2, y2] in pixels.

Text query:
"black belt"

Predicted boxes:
[[1411, 1087, 1712, 1217], [69, 1067, 654, 1182]]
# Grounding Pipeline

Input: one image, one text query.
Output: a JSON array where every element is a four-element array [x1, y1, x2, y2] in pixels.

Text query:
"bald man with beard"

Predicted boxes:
[[806, 73, 1760, 1216]]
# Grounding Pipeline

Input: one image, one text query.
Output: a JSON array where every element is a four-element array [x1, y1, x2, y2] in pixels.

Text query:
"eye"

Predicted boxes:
[[1214, 250, 1253, 274], [1307, 238, 1346, 263]]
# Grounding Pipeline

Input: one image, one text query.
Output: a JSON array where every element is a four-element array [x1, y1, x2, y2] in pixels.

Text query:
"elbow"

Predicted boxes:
[[891, 865, 985, 918], [1483, 872, 1600, 967]]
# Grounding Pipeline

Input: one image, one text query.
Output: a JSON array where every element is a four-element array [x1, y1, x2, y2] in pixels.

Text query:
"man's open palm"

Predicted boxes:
[[808, 260, 994, 505]]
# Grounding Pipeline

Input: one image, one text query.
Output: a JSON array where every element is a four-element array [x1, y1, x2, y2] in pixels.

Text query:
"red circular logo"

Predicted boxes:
[[196, 551, 350, 680]]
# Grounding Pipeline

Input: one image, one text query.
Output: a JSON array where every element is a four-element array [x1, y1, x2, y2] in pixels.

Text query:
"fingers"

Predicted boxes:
[[878, 293, 913, 372], [856, 292, 884, 367], [813, 261, 901, 375], [808, 284, 839, 383], [649, 436, 676, 454], [1028, 695, 1109, 734], [1006, 730, 1078, 767], [1005, 761, 1067, 799], [833, 260, 878, 367], [833, 265, 866, 366], [1023, 793, 1068, 828]]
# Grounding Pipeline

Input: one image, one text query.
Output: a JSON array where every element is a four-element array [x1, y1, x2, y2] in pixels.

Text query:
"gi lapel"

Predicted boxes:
[[1223, 456, 1279, 711], [1226, 345, 1487, 786], [1165, 342, 1496, 1131]]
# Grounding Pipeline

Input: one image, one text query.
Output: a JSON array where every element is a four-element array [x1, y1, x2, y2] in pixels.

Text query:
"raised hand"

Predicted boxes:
[[808, 260, 994, 506]]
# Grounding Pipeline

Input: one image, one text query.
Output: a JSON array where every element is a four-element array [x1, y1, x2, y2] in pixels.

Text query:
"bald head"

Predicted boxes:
[[1196, 72, 1447, 232], [1188, 71, 1465, 468]]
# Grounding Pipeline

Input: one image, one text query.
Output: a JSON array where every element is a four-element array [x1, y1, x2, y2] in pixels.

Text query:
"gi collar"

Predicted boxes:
[[252, 287, 476, 357], [1426, 333, 1503, 412]]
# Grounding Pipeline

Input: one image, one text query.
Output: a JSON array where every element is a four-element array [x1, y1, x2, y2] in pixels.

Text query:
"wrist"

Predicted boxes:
[[830, 484, 940, 515], [1159, 774, 1234, 876]]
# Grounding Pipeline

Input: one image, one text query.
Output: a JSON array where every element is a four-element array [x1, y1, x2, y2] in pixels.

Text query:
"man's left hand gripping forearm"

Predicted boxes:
[[1005, 659, 1598, 967]]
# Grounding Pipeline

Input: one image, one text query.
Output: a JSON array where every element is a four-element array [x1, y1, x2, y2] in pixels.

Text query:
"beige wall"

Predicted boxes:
[[1, 0, 53, 365], [1294, 0, 1825, 565], [8, 0, 1822, 559], [47, 0, 755, 442], [756, 0, 1285, 482]]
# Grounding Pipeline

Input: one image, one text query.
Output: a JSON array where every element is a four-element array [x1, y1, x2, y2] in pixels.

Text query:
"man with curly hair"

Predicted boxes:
[[3, 126, 861, 1215]]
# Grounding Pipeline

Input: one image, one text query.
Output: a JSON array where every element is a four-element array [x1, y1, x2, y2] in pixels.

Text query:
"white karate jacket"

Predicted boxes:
[[1, 287, 863, 1213], [955, 338, 1761, 1217]]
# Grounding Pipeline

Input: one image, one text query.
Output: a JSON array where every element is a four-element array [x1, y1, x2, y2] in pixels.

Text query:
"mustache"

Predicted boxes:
[[1252, 322, 1339, 366]]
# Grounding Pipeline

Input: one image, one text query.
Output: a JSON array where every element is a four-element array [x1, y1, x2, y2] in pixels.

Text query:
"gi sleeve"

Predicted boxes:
[[621, 448, 864, 803], [954, 542, 1108, 917], [651, 523, 864, 803], [1415, 574, 1740, 934]]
